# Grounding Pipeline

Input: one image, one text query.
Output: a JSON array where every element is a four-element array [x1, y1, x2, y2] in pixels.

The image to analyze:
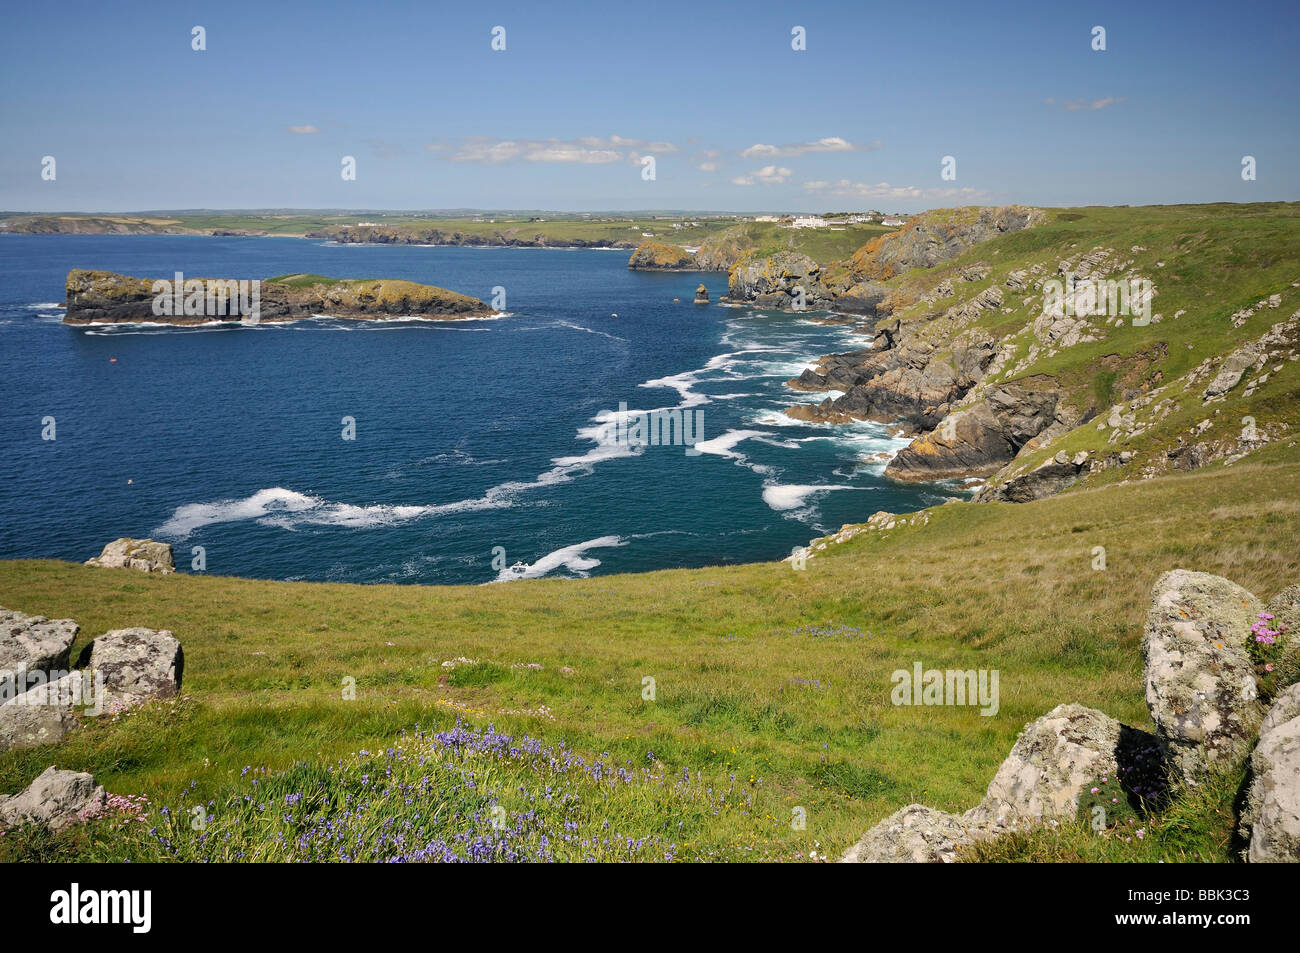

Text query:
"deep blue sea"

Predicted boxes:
[[0, 235, 963, 584]]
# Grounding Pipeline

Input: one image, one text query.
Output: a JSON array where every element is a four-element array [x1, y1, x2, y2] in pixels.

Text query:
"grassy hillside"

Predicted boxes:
[[2, 443, 1297, 861], [794, 203, 1300, 494]]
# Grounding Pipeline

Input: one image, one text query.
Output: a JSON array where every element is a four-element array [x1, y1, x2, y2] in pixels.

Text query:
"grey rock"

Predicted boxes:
[[1204, 342, 1262, 399], [967, 704, 1126, 829], [0, 766, 106, 831], [1143, 570, 1263, 785], [81, 627, 183, 708], [840, 804, 985, 863], [0, 672, 89, 752], [1241, 683, 1300, 862], [85, 537, 175, 573], [0, 608, 79, 700]]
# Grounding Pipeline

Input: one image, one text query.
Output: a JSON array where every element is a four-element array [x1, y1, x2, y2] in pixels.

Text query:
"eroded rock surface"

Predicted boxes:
[[86, 537, 175, 574], [1142, 570, 1263, 785], [0, 766, 105, 832]]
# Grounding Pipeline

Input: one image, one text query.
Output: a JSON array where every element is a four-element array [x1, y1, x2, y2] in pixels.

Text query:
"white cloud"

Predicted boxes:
[[432, 135, 676, 164], [740, 137, 881, 159], [692, 149, 722, 172], [732, 165, 793, 186], [1045, 96, 1126, 111], [803, 179, 988, 201], [287, 125, 320, 135]]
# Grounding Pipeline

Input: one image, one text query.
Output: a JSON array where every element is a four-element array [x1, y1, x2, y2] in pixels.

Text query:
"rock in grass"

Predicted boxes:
[[1142, 570, 1263, 785], [843, 703, 1157, 861], [840, 804, 986, 863], [0, 672, 88, 752], [0, 608, 79, 695], [967, 703, 1132, 829], [0, 699, 76, 752], [79, 628, 183, 708], [1241, 683, 1300, 862], [0, 766, 105, 832], [85, 537, 175, 574]]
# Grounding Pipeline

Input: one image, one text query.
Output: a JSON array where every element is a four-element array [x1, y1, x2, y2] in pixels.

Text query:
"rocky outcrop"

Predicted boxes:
[[1204, 342, 1264, 399], [0, 608, 78, 697], [974, 450, 1091, 502], [842, 703, 1154, 862], [724, 252, 834, 311], [0, 609, 83, 752], [965, 704, 1133, 830], [847, 206, 1045, 283], [694, 283, 709, 304], [1142, 570, 1263, 785], [86, 538, 174, 574], [79, 628, 183, 709], [0, 766, 105, 832], [885, 379, 1067, 481], [691, 226, 760, 272], [841, 804, 986, 863], [64, 270, 492, 325], [1241, 684, 1300, 862], [627, 241, 698, 271], [0, 677, 80, 752]]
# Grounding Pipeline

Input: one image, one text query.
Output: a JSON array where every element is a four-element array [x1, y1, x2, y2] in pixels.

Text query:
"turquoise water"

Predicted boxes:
[[0, 236, 962, 584]]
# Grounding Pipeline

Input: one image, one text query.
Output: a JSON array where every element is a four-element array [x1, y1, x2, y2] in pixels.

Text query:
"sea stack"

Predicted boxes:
[[694, 283, 709, 305]]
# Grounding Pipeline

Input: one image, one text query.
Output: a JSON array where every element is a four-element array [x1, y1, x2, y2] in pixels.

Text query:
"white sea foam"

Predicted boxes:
[[494, 535, 626, 582], [27, 302, 65, 310], [760, 483, 858, 512]]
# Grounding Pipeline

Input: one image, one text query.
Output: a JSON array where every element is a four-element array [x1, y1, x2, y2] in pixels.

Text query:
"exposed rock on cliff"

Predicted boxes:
[[847, 205, 1046, 283], [887, 379, 1074, 482], [86, 538, 174, 573], [626, 241, 698, 270], [723, 252, 834, 310], [64, 270, 492, 324]]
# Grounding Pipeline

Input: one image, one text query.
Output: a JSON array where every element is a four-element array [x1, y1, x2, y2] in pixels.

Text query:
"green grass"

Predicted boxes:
[[2, 449, 1297, 861]]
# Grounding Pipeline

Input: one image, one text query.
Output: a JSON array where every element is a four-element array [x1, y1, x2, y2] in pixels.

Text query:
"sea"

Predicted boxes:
[[0, 235, 966, 584]]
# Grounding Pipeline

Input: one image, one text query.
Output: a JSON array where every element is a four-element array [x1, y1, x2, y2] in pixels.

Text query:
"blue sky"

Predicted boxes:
[[1, 0, 1297, 212]]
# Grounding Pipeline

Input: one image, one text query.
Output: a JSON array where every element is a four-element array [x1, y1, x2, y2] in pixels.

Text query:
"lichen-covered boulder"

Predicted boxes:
[[0, 608, 79, 696], [967, 703, 1127, 829], [85, 538, 175, 573], [1143, 570, 1263, 785], [840, 804, 984, 863], [0, 699, 76, 752], [0, 766, 105, 831], [1241, 683, 1300, 862], [80, 628, 183, 708]]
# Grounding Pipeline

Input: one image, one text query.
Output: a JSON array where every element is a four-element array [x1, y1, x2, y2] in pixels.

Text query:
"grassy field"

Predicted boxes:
[[2, 440, 1296, 861]]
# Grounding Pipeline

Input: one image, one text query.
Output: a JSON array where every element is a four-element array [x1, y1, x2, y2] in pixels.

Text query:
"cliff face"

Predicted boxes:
[[847, 205, 1045, 284], [781, 203, 1300, 502], [627, 225, 763, 273], [63, 270, 492, 324], [626, 241, 699, 270]]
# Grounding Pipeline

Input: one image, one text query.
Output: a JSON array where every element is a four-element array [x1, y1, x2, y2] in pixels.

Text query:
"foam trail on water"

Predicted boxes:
[[493, 535, 627, 582]]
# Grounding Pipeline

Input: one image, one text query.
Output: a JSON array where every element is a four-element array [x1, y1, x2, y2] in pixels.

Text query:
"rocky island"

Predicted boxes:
[[63, 269, 493, 325]]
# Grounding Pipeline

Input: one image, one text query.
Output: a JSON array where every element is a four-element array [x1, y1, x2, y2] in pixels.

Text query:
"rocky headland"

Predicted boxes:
[[63, 269, 493, 325]]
